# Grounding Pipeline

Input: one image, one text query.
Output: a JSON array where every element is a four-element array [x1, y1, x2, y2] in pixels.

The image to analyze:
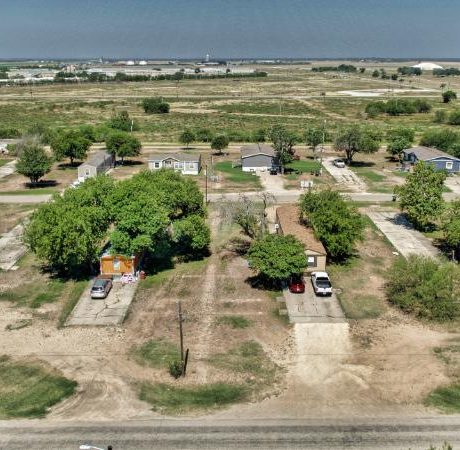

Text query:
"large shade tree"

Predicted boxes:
[[105, 131, 141, 164], [334, 125, 382, 164], [395, 161, 446, 231], [51, 129, 91, 165], [16, 140, 53, 184]]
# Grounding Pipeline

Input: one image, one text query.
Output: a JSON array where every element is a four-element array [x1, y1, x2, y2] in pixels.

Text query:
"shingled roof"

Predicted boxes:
[[240, 144, 275, 159], [276, 205, 326, 255], [147, 153, 201, 162], [403, 146, 460, 161]]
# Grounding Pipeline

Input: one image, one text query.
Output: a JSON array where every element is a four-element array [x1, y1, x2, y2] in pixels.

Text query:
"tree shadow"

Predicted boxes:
[[57, 162, 79, 170], [350, 161, 376, 168], [116, 159, 144, 167], [24, 180, 58, 189], [244, 274, 282, 292]]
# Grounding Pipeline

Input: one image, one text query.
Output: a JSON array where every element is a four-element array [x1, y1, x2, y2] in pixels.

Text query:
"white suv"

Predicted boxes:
[[311, 272, 333, 296]]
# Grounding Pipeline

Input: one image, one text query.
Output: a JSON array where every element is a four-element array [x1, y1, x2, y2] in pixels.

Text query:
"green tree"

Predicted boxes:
[[386, 127, 415, 160], [300, 189, 364, 261], [442, 201, 460, 259], [211, 134, 230, 155], [172, 215, 210, 256], [108, 110, 138, 131], [16, 141, 53, 184], [395, 161, 446, 231], [420, 128, 460, 152], [304, 126, 324, 154], [105, 131, 141, 164], [334, 125, 382, 164], [268, 124, 298, 169], [51, 129, 91, 165], [24, 176, 115, 275], [372, 69, 380, 78], [179, 129, 196, 149], [247, 234, 307, 282], [142, 97, 170, 114], [442, 90, 457, 104], [386, 255, 460, 320]]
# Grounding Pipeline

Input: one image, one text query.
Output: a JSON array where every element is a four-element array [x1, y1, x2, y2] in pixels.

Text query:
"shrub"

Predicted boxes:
[[434, 110, 447, 123], [142, 97, 170, 114], [0, 126, 20, 139], [448, 110, 460, 125], [168, 360, 183, 379], [442, 90, 457, 104], [420, 128, 460, 152], [385, 256, 460, 321]]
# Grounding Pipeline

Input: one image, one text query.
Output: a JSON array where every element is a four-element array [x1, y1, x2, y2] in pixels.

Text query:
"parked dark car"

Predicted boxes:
[[90, 278, 113, 299], [288, 276, 305, 294], [269, 165, 279, 175]]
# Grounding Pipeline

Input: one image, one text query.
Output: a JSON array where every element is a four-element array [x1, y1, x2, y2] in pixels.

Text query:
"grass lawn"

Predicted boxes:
[[139, 382, 247, 415], [285, 159, 321, 173], [217, 315, 252, 329], [0, 278, 67, 309], [0, 188, 57, 196], [425, 384, 460, 413], [0, 356, 76, 418], [58, 280, 88, 327], [132, 339, 180, 369], [214, 161, 261, 186]]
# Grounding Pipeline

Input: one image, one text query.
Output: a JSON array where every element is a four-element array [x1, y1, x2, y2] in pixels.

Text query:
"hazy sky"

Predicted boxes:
[[2, 0, 460, 59]]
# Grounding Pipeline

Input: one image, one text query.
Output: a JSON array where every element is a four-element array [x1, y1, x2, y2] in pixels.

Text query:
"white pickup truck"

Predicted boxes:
[[311, 272, 333, 296]]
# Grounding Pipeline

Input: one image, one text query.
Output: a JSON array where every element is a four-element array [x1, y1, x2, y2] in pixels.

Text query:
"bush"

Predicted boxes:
[[142, 97, 170, 114], [434, 110, 447, 123], [168, 360, 183, 379], [386, 256, 460, 320], [442, 90, 457, 104], [365, 99, 431, 116], [108, 110, 138, 131], [0, 126, 20, 139], [448, 110, 460, 125], [420, 128, 460, 152]]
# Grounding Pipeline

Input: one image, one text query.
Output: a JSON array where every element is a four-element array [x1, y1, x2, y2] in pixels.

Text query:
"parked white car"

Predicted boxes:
[[311, 272, 333, 296], [333, 158, 346, 168]]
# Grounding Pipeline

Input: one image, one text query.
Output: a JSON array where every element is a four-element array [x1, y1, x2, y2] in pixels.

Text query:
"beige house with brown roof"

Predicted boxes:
[[275, 205, 327, 273]]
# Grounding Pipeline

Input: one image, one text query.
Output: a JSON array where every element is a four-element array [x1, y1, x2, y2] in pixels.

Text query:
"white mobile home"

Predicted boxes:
[[148, 153, 201, 175]]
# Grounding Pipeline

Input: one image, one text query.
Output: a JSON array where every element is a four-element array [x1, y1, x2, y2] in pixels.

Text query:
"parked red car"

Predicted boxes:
[[288, 276, 305, 294]]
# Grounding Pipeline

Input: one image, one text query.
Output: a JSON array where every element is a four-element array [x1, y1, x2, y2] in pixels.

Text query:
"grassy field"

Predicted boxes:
[[213, 161, 262, 190], [131, 339, 180, 369], [0, 356, 76, 418], [1, 64, 459, 144]]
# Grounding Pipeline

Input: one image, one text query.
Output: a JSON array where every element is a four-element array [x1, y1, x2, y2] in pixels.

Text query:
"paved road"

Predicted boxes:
[[2, 418, 460, 449], [367, 211, 439, 259]]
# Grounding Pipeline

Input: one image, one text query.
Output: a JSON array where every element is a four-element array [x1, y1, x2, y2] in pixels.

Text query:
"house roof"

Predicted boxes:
[[241, 144, 275, 159], [403, 146, 460, 162], [81, 151, 112, 167], [276, 205, 326, 255], [148, 153, 201, 162]]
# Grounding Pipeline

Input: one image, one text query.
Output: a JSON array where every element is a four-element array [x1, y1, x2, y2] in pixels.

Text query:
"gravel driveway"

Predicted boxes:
[[323, 157, 367, 192]]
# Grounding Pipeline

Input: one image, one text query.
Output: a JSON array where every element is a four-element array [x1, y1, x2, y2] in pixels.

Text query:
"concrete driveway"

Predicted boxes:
[[323, 157, 367, 192], [367, 210, 439, 259], [445, 175, 460, 195], [283, 277, 346, 323], [0, 223, 26, 270], [0, 160, 16, 179], [65, 280, 138, 326]]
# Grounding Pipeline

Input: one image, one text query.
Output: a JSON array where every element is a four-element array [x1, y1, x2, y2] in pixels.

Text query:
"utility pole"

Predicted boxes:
[[178, 301, 184, 365], [205, 163, 208, 204]]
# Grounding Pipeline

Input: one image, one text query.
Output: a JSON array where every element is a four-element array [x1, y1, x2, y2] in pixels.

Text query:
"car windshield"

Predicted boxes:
[[93, 280, 106, 288], [316, 278, 331, 288]]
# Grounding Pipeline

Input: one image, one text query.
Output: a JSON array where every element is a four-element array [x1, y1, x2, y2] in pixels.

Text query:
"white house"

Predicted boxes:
[[148, 153, 201, 175]]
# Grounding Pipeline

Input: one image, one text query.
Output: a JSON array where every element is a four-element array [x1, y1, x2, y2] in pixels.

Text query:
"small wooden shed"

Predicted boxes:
[[99, 250, 140, 277], [276, 205, 327, 273]]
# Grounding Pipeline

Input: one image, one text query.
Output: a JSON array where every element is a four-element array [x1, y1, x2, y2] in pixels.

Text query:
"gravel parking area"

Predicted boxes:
[[323, 157, 366, 192]]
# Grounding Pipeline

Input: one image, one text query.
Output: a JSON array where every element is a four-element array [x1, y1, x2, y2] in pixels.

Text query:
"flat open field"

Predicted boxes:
[[2, 61, 460, 143]]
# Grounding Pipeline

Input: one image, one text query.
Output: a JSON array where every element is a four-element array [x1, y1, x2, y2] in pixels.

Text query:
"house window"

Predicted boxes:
[[307, 255, 317, 267], [154, 162, 160, 169], [446, 161, 453, 170], [174, 161, 184, 169], [187, 162, 195, 169]]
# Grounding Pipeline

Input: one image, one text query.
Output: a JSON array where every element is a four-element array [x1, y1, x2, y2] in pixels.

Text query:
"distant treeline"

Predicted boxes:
[[397, 67, 422, 76], [53, 70, 268, 83], [365, 98, 432, 117], [311, 64, 358, 73], [433, 68, 460, 76]]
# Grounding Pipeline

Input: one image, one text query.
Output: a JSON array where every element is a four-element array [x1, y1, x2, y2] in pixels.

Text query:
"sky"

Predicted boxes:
[[1, 0, 460, 59]]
